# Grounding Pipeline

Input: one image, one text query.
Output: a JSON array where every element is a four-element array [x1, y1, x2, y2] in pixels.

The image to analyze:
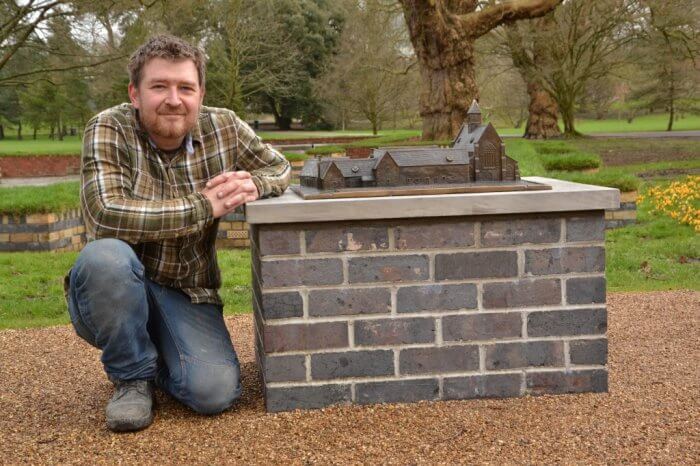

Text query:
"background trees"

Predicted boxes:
[[0, 0, 698, 140], [315, 0, 420, 134]]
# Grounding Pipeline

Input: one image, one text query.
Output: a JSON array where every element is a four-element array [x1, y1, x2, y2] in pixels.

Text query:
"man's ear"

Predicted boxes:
[[128, 82, 140, 109], [200, 86, 206, 105]]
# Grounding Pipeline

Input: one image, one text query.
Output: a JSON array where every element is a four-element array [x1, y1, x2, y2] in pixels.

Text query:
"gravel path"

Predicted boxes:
[[1, 291, 698, 464]]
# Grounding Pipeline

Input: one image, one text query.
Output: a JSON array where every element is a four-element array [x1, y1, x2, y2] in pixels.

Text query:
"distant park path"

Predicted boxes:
[[0, 291, 697, 464]]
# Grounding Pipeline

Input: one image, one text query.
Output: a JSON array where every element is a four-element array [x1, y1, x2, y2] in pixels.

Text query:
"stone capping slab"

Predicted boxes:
[[246, 177, 620, 224]]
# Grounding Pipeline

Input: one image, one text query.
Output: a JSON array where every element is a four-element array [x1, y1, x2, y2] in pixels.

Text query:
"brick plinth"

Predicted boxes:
[[251, 211, 609, 412]]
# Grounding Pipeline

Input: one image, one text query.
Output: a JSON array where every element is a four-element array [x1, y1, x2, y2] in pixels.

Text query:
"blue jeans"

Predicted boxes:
[[67, 238, 242, 415]]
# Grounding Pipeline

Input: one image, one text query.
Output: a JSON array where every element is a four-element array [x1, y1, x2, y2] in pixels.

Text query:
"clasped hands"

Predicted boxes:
[[201, 171, 259, 218]]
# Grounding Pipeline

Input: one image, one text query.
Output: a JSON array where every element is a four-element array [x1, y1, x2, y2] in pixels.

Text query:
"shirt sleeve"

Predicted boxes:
[[231, 115, 291, 198], [80, 115, 214, 243]]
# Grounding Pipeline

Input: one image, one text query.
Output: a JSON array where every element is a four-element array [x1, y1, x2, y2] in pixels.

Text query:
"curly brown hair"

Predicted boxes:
[[128, 34, 206, 88]]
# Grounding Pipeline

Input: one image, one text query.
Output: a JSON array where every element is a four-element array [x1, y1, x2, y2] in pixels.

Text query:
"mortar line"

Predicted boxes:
[[262, 335, 606, 356], [266, 366, 606, 388], [260, 272, 606, 293], [257, 242, 606, 261], [262, 305, 608, 326]]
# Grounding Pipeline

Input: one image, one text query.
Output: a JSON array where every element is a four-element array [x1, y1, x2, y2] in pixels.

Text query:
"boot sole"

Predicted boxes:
[[107, 412, 154, 432]]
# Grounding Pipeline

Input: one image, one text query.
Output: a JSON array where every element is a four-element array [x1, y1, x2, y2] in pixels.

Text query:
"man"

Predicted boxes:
[[65, 35, 290, 432]]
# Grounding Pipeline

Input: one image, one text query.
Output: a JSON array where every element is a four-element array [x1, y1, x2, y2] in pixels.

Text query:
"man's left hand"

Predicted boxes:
[[204, 170, 259, 210]]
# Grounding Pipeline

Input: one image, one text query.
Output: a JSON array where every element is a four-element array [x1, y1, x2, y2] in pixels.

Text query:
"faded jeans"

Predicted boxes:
[[67, 238, 242, 415]]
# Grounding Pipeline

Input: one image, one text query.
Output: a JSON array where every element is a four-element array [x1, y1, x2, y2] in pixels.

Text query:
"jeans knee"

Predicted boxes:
[[73, 239, 143, 287], [181, 364, 242, 415]]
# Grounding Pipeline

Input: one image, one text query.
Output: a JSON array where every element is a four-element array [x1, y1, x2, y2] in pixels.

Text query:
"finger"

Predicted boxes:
[[205, 172, 231, 188], [217, 180, 257, 199], [230, 171, 251, 179], [224, 193, 246, 209]]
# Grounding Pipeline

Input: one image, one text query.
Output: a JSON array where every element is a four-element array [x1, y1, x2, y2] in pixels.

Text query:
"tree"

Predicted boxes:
[[397, 0, 562, 140], [0, 0, 125, 86], [254, 0, 345, 129], [500, 0, 642, 137], [315, 0, 419, 133], [628, 0, 699, 131], [204, 0, 304, 115], [501, 14, 561, 139]]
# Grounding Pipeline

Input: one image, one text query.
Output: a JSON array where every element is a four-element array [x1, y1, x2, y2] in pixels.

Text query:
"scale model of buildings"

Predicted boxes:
[[299, 101, 520, 191]]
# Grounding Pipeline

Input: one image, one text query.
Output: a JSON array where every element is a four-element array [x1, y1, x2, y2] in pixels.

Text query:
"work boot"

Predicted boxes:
[[105, 379, 155, 432]]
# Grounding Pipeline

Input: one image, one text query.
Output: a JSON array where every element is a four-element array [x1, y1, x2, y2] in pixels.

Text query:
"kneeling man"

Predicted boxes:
[[65, 35, 290, 432]]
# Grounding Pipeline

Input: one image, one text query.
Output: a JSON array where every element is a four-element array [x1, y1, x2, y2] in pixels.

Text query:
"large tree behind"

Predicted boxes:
[[398, 0, 562, 140], [501, 0, 641, 137]]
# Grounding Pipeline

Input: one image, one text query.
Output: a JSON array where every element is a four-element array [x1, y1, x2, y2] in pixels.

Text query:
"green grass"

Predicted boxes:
[[306, 145, 346, 156], [0, 134, 82, 156], [0, 182, 80, 214], [547, 169, 640, 192], [496, 113, 700, 135], [607, 182, 700, 292], [540, 153, 601, 171], [282, 152, 310, 162], [0, 249, 252, 330]]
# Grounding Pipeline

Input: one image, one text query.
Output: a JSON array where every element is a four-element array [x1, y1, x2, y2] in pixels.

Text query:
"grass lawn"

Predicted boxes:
[[0, 182, 80, 214], [0, 249, 252, 330]]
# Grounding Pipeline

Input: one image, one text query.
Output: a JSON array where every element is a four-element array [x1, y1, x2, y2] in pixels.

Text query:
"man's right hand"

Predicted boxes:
[[201, 171, 259, 218]]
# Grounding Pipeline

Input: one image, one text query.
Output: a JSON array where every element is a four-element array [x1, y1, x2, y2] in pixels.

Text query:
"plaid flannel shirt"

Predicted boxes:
[[66, 103, 291, 306]]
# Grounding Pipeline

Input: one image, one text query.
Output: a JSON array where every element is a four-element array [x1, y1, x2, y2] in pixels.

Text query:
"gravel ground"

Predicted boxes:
[[1, 291, 698, 465]]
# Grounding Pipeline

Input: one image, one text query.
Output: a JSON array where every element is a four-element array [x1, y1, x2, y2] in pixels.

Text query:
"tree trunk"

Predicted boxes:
[[523, 82, 560, 139], [0, 124, 4, 140], [399, 0, 562, 141], [33, 127, 37, 140], [17, 121, 22, 140], [417, 57, 478, 141], [667, 104, 674, 131]]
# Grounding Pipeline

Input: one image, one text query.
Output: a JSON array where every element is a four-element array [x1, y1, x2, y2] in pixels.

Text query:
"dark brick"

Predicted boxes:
[[394, 221, 475, 249], [400, 346, 479, 375], [567, 277, 606, 304], [265, 384, 352, 412], [263, 322, 348, 353], [308, 288, 390, 317], [485, 341, 564, 370], [528, 309, 607, 337], [526, 369, 608, 395], [306, 226, 389, 253], [435, 251, 518, 280], [261, 291, 303, 320], [260, 258, 343, 288], [570, 339, 608, 365], [483, 279, 561, 309], [481, 218, 560, 246], [263, 354, 306, 383], [567, 214, 605, 242], [443, 373, 522, 399], [397, 284, 477, 313], [348, 255, 429, 284], [258, 228, 300, 255], [442, 313, 521, 342], [355, 318, 436, 346], [311, 350, 394, 380], [356, 379, 439, 404], [525, 247, 605, 275]]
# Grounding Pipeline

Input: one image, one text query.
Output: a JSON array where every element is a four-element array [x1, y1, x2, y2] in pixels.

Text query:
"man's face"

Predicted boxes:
[[128, 57, 204, 150]]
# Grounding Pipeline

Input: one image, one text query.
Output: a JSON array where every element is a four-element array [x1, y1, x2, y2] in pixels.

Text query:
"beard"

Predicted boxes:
[[139, 102, 198, 141]]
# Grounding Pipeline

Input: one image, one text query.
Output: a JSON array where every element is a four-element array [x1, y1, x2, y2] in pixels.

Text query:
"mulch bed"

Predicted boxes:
[[1, 290, 698, 464]]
